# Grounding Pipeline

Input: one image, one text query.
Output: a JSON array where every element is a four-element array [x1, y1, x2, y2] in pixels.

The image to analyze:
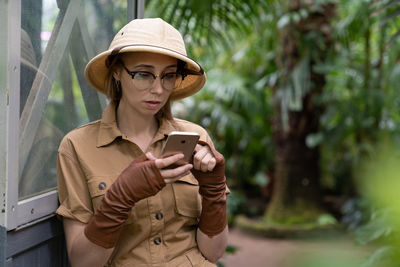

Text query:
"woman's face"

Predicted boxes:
[[114, 52, 177, 118]]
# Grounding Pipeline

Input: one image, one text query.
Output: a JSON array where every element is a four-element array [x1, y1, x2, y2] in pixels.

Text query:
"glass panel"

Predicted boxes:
[[84, 0, 127, 52], [21, 0, 44, 115], [19, 51, 89, 199], [19, 0, 59, 199], [18, 0, 128, 200]]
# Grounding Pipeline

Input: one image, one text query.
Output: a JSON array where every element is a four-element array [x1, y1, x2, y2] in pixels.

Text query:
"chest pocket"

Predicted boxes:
[[172, 174, 201, 218], [87, 175, 117, 211], [87, 175, 148, 224]]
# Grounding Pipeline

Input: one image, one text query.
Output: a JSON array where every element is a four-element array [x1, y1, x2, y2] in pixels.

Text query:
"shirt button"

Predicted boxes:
[[155, 212, 163, 220], [153, 237, 162, 245], [98, 182, 106, 190]]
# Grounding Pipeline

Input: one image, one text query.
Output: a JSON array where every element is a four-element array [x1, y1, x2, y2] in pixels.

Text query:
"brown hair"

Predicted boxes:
[[104, 53, 176, 120]]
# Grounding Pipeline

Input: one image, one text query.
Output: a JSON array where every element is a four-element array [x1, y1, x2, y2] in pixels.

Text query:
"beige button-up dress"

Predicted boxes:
[[56, 103, 225, 266]]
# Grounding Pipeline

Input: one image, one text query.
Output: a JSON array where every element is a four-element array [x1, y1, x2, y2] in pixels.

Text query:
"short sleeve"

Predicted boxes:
[[56, 139, 93, 224]]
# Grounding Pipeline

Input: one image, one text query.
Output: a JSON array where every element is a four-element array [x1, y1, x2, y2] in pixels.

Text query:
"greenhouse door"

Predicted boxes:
[[0, 0, 145, 266]]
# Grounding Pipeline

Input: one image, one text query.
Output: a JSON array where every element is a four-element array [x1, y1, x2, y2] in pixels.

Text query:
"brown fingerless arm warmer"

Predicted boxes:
[[191, 141, 227, 237], [84, 154, 166, 248]]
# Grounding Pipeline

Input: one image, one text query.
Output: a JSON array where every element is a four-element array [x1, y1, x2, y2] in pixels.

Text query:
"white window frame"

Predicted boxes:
[[0, 0, 145, 231]]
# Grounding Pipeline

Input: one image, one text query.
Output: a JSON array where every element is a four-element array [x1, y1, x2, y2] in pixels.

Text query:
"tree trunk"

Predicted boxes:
[[266, 0, 335, 223]]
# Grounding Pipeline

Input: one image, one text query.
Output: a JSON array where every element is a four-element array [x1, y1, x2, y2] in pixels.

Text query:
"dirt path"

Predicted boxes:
[[218, 228, 371, 267]]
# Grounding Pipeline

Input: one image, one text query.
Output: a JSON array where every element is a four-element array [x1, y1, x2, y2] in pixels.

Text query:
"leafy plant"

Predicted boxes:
[[355, 144, 400, 266], [146, 0, 400, 227]]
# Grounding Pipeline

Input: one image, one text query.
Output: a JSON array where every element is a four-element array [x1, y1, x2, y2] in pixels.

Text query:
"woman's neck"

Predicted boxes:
[[116, 101, 158, 149]]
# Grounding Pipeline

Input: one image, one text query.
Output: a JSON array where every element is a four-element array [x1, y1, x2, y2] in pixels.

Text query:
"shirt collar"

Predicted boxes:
[[151, 117, 177, 145], [96, 103, 122, 147], [96, 103, 177, 147]]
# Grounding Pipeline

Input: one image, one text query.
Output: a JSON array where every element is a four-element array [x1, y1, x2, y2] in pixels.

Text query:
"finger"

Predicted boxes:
[[200, 153, 213, 172], [193, 144, 203, 154], [161, 164, 192, 181], [193, 146, 208, 170], [146, 152, 157, 161], [155, 153, 184, 169], [207, 157, 217, 171], [164, 170, 192, 184]]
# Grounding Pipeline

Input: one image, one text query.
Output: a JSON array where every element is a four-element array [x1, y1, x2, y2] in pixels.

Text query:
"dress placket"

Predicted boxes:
[[148, 192, 166, 265]]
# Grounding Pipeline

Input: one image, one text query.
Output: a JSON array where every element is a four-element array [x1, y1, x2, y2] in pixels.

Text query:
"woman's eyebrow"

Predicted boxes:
[[164, 64, 178, 69], [133, 64, 154, 69], [132, 64, 178, 69]]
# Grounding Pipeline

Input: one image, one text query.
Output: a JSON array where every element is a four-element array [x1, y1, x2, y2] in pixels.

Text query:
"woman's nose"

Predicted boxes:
[[149, 76, 164, 94]]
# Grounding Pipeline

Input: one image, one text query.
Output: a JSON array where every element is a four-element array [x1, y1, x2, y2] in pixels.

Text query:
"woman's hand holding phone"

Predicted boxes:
[[146, 152, 193, 183], [193, 144, 217, 172], [149, 130, 216, 184], [190, 141, 227, 237]]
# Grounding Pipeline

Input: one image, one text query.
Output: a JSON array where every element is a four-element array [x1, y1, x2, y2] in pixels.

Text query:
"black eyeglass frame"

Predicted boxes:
[[119, 61, 186, 91]]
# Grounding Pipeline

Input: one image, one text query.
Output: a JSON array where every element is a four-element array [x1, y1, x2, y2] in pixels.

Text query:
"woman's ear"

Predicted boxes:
[[112, 70, 121, 81]]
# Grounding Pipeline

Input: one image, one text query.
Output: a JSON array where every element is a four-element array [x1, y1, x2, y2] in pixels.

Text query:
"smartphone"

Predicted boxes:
[[161, 131, 200, 165]]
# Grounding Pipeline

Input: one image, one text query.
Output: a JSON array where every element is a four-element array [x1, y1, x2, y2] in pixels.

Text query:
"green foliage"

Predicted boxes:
[[317, 0, 400, 194], [147, 1, 400, 265], [317, 214, 338, 226], [362, 246, 400, 267], [226, 190, 247, 219], [146, 0, 276, 50], [253, 171, 270, 187], [372, 0, 400, 47], [341, 198, 370, 231], [147, 1, 280, 198], [224, 245, 238, 254], [179, 64, 275, 190], [147, 0, 400, 237], [355, 144, 400, 266], [46, 57, 89, 134]]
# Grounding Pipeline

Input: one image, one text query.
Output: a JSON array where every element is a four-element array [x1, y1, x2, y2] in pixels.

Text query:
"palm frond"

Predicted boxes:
[[146, 0, 276, 49], [371, 0, 400, 15], [386, 28, 400, 47], [378, 6, 400, 26], [370, 0, 400, 46]]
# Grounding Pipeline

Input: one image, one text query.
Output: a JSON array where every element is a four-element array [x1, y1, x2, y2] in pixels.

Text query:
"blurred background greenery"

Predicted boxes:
[[38, 0, 400, 265], [151, 0, 400, 265]]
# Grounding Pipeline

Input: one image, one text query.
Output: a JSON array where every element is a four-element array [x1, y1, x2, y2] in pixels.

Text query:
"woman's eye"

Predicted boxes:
[[135, 72, 153, 80], [163, 73, 178, 80]]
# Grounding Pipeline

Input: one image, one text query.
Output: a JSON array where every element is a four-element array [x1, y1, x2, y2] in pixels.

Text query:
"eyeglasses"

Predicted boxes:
[[120, 62, 184, 91]]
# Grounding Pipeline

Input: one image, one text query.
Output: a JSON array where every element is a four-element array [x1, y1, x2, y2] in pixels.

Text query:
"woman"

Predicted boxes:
[[56, 18, 228, 267]]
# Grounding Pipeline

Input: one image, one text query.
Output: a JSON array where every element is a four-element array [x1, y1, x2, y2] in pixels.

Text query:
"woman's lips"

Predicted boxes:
[[145, 101, 161, 109]]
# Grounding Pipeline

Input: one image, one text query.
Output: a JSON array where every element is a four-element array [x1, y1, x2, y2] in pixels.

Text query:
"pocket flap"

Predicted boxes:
[[87, 176, 115, 198], [176, 173, 198, 186]]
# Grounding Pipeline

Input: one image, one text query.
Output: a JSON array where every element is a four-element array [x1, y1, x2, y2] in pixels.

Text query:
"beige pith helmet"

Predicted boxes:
[[84, 18, 206, 101]]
